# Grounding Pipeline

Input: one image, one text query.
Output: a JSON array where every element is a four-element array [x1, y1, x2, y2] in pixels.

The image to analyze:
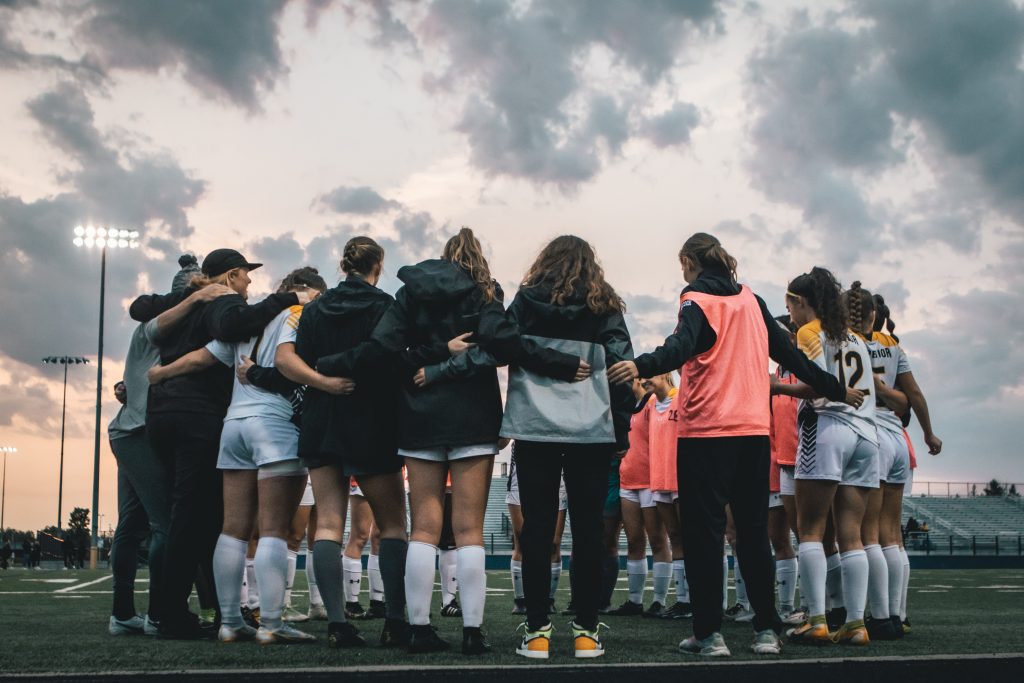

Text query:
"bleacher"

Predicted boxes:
[[902, 495, 1024, 540]]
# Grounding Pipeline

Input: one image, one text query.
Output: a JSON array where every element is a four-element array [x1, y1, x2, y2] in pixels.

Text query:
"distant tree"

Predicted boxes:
[[67, 507, 90, 545], [1010, 484, 1019, 497], [984, 479, 1005, 497]]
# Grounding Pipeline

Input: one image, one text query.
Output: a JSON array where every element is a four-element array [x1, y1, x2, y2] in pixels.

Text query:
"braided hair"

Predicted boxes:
[[786, 266, 846, 345], [341, 236, 384, 277], [842, 281, 875, 335]]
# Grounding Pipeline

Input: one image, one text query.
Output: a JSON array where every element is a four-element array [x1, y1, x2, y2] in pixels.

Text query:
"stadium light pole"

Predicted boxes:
[[1, 446, 16, 530], [73, 225, 140, 568], [42, 356, 89, 528]]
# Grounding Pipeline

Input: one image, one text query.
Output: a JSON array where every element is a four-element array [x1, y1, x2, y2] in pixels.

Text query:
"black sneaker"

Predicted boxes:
[[562, 602, 578, 616], [157, 613, 216, 641], [408, 624, 451, 653], [241, 606, 260, 629], [327, 621, 366, 648], [365, 599, 386, 620], [548, 599, 556, 615], [865, 615, 898, 640], [379, 618, 411, 648], [345, 601, 367, 620], [643, 601, 665, 618], [440, 598, 462, 617], [606, 600, 644, 616], [826, 607, 847, 632], [889, 615, 905, 639], [660, 602, 693, 620], [462, 626, 491, 655], [512, 598, 527, 615]]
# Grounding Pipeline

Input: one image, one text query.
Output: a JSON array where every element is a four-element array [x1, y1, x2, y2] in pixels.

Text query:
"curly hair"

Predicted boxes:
[[786, 266, 846, 345], [521, 235, 625, 315], [679, 232, 739, 282], [842, 281, 875, 335], [872, 293, 898, 340], [341, 236, 384, 276], [278, 266, 327, 294], [442, 227, 496, 303]]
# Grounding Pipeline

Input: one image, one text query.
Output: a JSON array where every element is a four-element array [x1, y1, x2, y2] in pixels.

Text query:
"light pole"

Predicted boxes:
[[42, 356, 89, 528], [1, 446, 16, 531], [73, 225, 140, 567]]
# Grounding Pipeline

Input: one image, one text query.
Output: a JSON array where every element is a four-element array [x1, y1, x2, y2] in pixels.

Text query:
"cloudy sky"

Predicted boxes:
[[1, 0, 1022, 532]]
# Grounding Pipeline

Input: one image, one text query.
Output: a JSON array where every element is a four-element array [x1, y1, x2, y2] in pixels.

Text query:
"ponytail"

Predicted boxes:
[[679, 232, 738, 283], [443, 227, 496, 302], [872, 293, 898, 340], [842, 281, 875, 336], [786, 266, 846, 345]]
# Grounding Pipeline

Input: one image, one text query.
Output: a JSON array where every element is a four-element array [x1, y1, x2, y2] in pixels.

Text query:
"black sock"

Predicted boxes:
[[313, 540, 346, 623], [379, 538, 408, 622]]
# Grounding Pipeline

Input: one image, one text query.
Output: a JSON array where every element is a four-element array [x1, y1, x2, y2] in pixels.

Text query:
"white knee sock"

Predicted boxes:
[[245, 558, 259, 609], [285, 550, 297, 608], [776, 557, 798, 612], [306, 549, 322, 607], [510, 559, 524, 600], [652, 561, 671, 605], [899, 547, 910, 620], [865, 544, 889, 619], [840, 549, 868, 622], [826, 552, 844, 609], [626, 559, 647, 604], [440, 548, 458, 604], [549, 561, 562, 600], [343, 556, 362, 603], [673, 559, 690, 603], [882, 545, 902, 617], [367, 553, 385, 602], [254, 536, 289, 630], [722, 552, 729, 609], [404, 542, 436, 625], [456, 545, 486, 628], [213, 534, 248, 628], [798, 542, 827, 618], [240, 558, 249, 607], [734, 554, 749, 608]]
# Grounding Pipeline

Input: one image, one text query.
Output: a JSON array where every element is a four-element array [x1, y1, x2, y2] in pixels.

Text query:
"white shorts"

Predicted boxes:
[[779, 466, 796, 496], [506, 471, 567, 511], [400, 442, 499, 462], [619, 487, 656, 508], [878, 428, 910, 485], [652, 490, 679, 505], [769, 492, 783, 509], [300, 478, 315, 506], [218, 416, 301, 470], [796, 413, 879, 488]]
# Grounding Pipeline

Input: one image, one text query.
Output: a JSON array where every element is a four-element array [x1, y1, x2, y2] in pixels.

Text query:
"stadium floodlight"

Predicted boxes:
[[42, 356, 90, 528], [1, 446, 16, 530]]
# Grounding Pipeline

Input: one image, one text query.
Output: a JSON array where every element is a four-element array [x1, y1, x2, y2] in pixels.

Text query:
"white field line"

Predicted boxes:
[[54, 575, 112, 593]]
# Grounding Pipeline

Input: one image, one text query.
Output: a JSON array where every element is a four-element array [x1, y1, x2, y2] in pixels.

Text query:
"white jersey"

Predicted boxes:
[[863, 331, 911, 436], [207, 305, 303, 422], [796, 319, 877, 444]]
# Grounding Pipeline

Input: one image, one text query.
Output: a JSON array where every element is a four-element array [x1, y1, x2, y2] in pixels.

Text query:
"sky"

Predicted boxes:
[[1, 0, 1022, 533]]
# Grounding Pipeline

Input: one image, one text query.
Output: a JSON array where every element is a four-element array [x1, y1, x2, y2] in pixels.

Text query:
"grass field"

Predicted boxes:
[[1, 566, 1022, 673]]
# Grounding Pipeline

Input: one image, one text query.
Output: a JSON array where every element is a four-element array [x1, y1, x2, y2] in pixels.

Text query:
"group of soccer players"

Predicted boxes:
[[107, 227, 939, 660]]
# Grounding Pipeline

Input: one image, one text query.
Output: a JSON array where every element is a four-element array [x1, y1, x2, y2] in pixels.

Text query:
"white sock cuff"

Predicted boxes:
[[219, 534, 248, 551], [672, 558, 685, 567], [653, 561, 672, 576], [550, 562, 561, 571], [825, 551, 841, 570], [840, 548, 867, 560], [259, 536, 287, 550], [864, 544, 881, 552], [511, 560, 522, 570], [287, 549, 298, 559], [626, 559, 647, 572], [800, 541, 825, 552]]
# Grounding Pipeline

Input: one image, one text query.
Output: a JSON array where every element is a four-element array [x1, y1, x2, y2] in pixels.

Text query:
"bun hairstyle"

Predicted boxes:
[[178, 253, 198, 269], [278, 266, 327, 294], [786, 266, 846, 345], [679, 232, 738, 283], [521, 234, 625, 315], [341, 236, 385, 277], [442, 227, 496, 303], [872, 293, 898, 340], [842, 281, 875, 335]]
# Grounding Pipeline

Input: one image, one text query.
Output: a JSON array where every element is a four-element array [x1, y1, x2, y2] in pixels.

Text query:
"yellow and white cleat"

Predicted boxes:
[[515, 622, 553, 659], [571, 621, 607, 659]]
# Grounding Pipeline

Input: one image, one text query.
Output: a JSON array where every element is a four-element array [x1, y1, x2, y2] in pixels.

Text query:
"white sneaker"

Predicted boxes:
[[782, 609, 807, 625], [256, 624, 317, 645], [307, 602, 327, 621], [679, 632, 731, 657], [751, 629, 782, 654], [218, 623, 258, 643], [108, 615, 145, 636], [282, 605, 310, 623], [143, 615, 160, 637]]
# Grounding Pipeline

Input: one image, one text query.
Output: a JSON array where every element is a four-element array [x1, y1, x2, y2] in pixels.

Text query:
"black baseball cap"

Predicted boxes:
[[201, 248, 262, 277]]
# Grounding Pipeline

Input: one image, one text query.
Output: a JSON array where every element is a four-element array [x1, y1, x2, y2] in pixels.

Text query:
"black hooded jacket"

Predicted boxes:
[[319, 259, 580, 450], [294, 275, 400, 473]]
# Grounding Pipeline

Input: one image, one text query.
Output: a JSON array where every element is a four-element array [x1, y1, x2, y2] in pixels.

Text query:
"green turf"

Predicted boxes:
[[0, 566, 1022, 672]]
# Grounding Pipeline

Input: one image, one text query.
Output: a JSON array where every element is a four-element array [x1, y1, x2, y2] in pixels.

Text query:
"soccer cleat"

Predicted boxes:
[[782, 608, 807, 626], [440, 598, 463, 617], [327, 621, 366, 648], [679, 632, 730, 657], [365, 599, 386, 620], [890, 615, 904, 639], [379, 618, 411, 648], [515, 622, 553, 659], [902, 617, 911, 635], [787, 617, 832, 646], [283, 605, 310, 623], [241, 606, 260, 629], [143, 615, 160, 637], [307, 602, 327, 621], [255, 623, 317, 645], [572, 621, 607, 659], [199, 607, 217, 625], [734, 606, 755, 623], [407, 624, 451, 653], [831, 619, 870, 646], [109, 614, 145, 636], [462, 626, 491, 655], [606, 600, 643, 616], [865, 616, 898, 641], [345, 601, 367, 620], [643, 601, 665, 618], [724, 603, 752, 621], [512, 598, 527, 615], [218, 623, 257, 643], [660, 602, 693, 620], [826, 607, 847, 632], [751, 629, 783, 655]]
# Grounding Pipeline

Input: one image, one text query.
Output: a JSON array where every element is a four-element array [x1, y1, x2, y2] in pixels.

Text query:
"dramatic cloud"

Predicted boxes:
[[315, 185, 404, 214], [641, 102, 702, 149]]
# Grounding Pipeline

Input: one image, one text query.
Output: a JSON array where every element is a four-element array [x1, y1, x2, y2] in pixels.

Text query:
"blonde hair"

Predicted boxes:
[[188, 268, 240, 289], [442, 227, 496, 303]]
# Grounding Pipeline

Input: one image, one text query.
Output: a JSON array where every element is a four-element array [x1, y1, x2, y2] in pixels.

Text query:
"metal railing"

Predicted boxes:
[[908, 481, 1024, 498], [903, 531, 1023, 556]]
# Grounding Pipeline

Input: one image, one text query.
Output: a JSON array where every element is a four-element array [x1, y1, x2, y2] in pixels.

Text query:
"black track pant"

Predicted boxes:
[[514, 441, 613, 631], [677, 435, 781, 639]]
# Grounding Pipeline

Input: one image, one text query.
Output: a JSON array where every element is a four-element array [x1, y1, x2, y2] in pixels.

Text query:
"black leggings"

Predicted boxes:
[[514, 440, 613, 631], [677, 435, 781, 638]]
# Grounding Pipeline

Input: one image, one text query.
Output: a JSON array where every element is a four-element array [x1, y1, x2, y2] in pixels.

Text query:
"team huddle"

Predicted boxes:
[[106, 228, 941, 660]]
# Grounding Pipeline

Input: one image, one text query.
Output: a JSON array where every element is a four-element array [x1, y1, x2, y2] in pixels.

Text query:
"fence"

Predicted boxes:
[[904, 531, 1023, 556], [908, 481, 1024, 498]]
